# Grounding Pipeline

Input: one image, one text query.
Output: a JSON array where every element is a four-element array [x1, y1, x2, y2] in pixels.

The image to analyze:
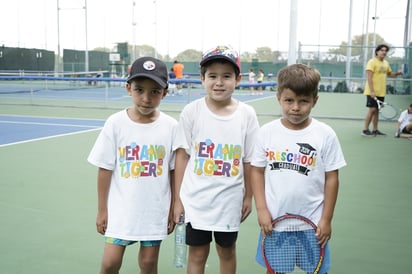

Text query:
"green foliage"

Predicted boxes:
[[174, 49, 202, 62], [100, 32, 403, 64], [328, 33, 389, 56]]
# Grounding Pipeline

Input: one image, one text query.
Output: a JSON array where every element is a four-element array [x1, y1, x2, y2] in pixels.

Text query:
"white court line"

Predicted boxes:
[[0, 127, 102, 148], [0, 113, 105, 121], [0, 120, 101, 128]]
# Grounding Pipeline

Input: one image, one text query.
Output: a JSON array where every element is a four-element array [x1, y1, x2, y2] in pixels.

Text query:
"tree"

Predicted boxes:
[[328, 33, 390, 57], [128, 44, 160, 59], [255, 47, 278, 62], [174, 49, 202, 62]]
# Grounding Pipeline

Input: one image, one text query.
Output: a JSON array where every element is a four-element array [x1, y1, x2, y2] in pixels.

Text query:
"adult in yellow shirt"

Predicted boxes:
[[362, 44, 403, 136]]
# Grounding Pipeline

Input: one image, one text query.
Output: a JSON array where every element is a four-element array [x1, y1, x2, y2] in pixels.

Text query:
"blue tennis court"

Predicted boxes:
[[0, 115, 104, 147]]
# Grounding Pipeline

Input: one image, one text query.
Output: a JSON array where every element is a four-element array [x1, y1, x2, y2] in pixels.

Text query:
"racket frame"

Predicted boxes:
[[262, 213, 324, 274], [374, 98, 398, 120]]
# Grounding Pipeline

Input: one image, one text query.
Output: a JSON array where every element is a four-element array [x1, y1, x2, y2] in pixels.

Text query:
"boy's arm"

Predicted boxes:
[[396, 110, 406, 132], [251, 166, 273, 235], [173, 148, 189, 223], [168, 170, 176, 234], [96, 167, 112, 235], [241, 162, 253, 222], [396, 121, 402, 133], [317, 169, 340, 247]]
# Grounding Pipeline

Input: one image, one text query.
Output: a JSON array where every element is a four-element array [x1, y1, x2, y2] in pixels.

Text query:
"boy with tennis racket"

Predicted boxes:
[[88, 57, 177, 274], [173, 45, 259, 274], [251, 64, 346, 273]]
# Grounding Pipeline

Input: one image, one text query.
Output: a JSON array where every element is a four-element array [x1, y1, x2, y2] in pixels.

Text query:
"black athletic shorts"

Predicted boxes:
[[185, 223, 238, 248], [366, 95, 384, 108]]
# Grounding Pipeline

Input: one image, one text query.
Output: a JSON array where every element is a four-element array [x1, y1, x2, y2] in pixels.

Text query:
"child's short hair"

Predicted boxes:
[[200, 45, 241, 76], [277, 64, 320, 97]]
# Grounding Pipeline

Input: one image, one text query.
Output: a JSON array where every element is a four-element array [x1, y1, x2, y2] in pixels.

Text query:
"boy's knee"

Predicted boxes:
[[100, 260, 122, 274], [216, 244, 236, 260], [139, 256, 157, 272]]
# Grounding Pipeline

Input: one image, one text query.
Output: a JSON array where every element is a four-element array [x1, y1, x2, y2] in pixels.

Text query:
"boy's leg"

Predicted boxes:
[[216, 243, 236, 274], [185, 223, 212, 274], [139, 244, 161, 274], [214, 231, 238, 274], [100, 243, 126, 274], [187, 244, 210, 274]]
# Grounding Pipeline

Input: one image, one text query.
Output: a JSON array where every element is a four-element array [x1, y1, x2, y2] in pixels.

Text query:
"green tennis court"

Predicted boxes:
[[0, 91, 411, 273]]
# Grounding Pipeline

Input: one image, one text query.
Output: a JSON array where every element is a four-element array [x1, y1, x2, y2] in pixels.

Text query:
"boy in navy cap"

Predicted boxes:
[[173, 45, 259, 274], [88, 57, 177, 274]]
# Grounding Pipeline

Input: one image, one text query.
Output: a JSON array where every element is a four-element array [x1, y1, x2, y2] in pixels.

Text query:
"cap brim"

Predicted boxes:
[[127, 73, 168, 88], [200, 56, 239, 71]]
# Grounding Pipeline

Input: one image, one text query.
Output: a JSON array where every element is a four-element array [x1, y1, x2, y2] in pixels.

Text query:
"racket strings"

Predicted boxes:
[[263, 220, 321, 273]]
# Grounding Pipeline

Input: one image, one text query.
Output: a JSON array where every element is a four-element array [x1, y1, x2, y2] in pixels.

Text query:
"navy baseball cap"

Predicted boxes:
[[127, 57, 168, 88]]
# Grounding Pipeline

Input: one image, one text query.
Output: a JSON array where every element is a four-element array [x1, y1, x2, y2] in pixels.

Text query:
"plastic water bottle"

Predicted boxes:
[[174, 215, 187, 268]]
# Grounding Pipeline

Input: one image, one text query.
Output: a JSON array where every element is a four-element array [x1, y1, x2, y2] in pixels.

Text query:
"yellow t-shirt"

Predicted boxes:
[[364, 57, 392, 97]]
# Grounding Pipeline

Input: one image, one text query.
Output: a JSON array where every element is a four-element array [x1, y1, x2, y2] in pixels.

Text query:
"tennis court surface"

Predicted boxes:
[[0, 90, 411, 273], [0, 115, 104, 147]]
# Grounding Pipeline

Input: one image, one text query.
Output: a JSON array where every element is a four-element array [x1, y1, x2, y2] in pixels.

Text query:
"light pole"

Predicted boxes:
[[132, 0, 136, 62], [362, 0, 371, 83], [372, 0, 378, 57], [84, 0, 89, 72], [57, 0, 61, 75], [154, 0, 157, 58], [56, 0, 89, 74]]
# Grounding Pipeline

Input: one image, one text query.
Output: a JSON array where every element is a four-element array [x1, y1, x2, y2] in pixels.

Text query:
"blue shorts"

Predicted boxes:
[[105, 237, 161, 247], [255, 231, 331, 274]]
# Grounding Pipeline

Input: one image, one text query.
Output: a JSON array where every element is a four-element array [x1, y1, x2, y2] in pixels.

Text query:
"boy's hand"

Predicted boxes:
[[173, 200, 185, 224], [257, 209, 273, 236], [96, 210, 108, 235], [241, 197, 252, 222], [316, 218, 332, 247]]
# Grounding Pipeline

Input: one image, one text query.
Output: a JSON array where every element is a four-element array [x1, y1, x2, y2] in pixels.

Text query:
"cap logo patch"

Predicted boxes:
[[143, 60, 156, 71]]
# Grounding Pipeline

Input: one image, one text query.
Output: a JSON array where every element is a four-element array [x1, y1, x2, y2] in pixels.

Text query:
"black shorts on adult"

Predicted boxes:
[[185, 223, 238, 248], [366, 95, 384, 108]]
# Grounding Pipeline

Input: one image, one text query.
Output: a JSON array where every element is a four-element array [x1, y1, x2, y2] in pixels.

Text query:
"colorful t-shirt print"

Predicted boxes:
[[266, 143, 317, 176], [193, 138, 241, 177], [118, 142, 167, 178]]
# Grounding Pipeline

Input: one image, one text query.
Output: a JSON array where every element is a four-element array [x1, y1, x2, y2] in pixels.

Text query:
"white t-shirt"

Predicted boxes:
[[251, 118, 346, 224], [398, 109, 412, 131], [174, 98, 259, 231], [87, 109, 177, 241], [249, 71, 256, 83]]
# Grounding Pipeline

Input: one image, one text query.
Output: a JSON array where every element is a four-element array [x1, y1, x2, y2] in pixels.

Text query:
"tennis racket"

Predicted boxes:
[[375, 98, 398, 120], [262, 213, 324, 274]]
